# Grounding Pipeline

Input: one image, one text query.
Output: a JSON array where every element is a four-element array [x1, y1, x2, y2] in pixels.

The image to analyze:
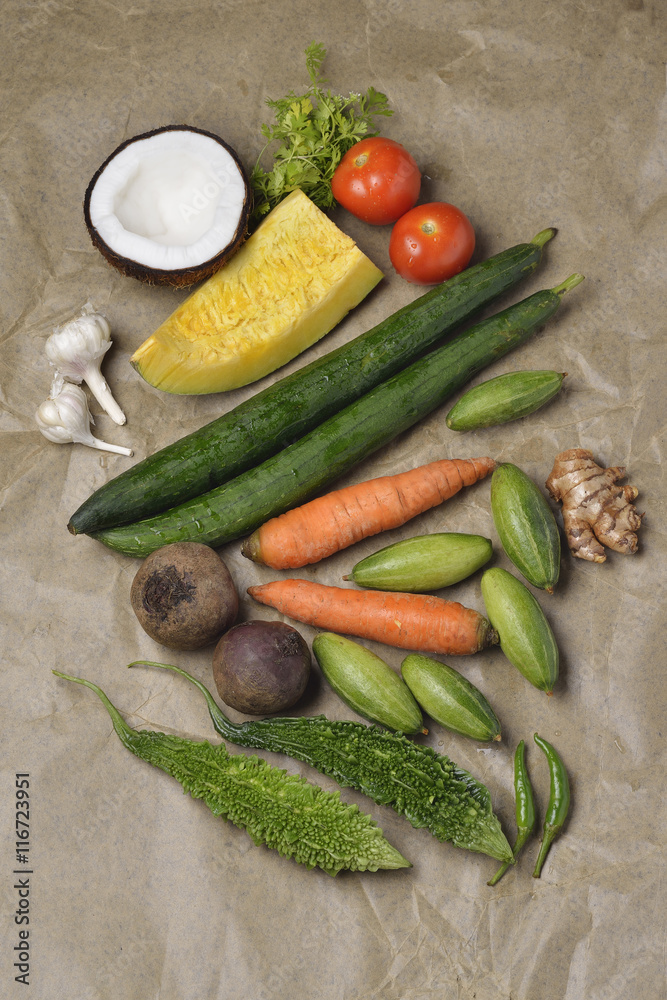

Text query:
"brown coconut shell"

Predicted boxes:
[[83, 124, 252, 287]]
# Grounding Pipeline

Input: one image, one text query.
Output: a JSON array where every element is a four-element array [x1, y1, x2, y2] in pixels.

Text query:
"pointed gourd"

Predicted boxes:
[[480, 567, 559, 693], [490, 463, 561, 593], [400, 653, 501, 742], [312, 632, 425, 734]]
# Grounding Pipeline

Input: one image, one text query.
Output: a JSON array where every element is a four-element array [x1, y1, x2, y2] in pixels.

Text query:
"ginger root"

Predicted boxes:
[[545, 448, 643, 562]]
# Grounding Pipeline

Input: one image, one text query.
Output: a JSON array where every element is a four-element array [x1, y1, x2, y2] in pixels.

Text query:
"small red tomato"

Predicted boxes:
[[389, 202, 475, 285], [331, 137, 421, 225]]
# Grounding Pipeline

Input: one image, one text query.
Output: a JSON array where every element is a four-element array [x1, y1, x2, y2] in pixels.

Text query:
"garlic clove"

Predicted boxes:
[[45, 309, 127, 425], [35, 384, 132, 456]]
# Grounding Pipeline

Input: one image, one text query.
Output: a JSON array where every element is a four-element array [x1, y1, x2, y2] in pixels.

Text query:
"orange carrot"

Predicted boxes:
[[241, 456, 495, 569], [247, 580, 497, 656]]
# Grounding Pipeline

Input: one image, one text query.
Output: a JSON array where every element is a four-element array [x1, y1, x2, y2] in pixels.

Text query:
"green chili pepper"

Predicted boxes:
[[532, 732, 571, 878], [487, 739, 536, 886]]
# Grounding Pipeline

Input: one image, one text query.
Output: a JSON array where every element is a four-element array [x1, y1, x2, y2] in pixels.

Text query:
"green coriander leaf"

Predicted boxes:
[[305, 41, 327, 85], [249, 42, 393, 228]]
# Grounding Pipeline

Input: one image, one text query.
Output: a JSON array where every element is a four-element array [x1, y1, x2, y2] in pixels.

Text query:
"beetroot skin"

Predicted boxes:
[[212, 620, 311, 714]]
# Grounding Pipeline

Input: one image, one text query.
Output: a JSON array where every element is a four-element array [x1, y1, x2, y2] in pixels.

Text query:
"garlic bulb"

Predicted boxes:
[[35, 384, 132, 456], [45, 307, 126, 425]]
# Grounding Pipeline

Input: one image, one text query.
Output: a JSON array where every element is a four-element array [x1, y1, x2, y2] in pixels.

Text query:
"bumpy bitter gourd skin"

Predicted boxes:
[[139, 661, 514, 863], [53, 671, 409, 877]]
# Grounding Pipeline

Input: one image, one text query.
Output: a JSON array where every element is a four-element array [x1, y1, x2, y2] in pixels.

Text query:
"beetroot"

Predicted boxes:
[[130, 542, 238, 650], [212, 620, 310, 714]]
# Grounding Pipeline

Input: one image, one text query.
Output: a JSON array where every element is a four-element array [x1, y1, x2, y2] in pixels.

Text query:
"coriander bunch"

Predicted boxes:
[[250, 42, 393, 227]]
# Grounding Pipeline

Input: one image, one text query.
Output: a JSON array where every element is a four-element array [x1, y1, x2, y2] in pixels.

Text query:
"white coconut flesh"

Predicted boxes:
[[88, 130, 248, 271]]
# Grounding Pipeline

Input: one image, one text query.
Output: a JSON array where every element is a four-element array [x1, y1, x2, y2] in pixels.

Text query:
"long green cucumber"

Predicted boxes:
[[132, 660, 514, 863], [69, 229, 555, 535], [93, 274, 584, 558]]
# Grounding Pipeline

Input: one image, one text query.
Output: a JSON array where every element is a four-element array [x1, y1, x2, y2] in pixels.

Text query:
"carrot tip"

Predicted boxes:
[[240, 530, 262, 563], [485, 626, 500, 647]]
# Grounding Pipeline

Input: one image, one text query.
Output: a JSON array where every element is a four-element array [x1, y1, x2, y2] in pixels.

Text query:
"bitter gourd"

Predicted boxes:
[[135, 660, 514, 864], [53, 671, 410, 877]]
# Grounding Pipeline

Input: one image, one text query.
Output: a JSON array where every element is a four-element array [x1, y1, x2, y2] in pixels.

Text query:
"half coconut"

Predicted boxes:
[[84, 125, 252, 287]]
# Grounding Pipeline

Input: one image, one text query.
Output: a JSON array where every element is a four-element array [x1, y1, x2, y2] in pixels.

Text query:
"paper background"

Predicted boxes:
[[1, 1, 665, 998]]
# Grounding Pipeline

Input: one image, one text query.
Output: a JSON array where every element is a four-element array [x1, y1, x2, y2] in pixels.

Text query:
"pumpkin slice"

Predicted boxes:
[[130, 189, 383, 394]]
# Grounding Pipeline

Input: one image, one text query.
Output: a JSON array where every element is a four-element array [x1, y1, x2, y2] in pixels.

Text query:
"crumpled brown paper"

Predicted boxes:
[[2, 1, 665, 998]]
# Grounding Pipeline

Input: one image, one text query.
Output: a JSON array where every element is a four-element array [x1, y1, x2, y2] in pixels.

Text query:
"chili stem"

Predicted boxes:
[[487, 827, 532, 886]]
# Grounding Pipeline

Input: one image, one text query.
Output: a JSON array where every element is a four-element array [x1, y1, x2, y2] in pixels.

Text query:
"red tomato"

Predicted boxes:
[[389, 202, 475, 285], [331, 137, 421, 226]]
